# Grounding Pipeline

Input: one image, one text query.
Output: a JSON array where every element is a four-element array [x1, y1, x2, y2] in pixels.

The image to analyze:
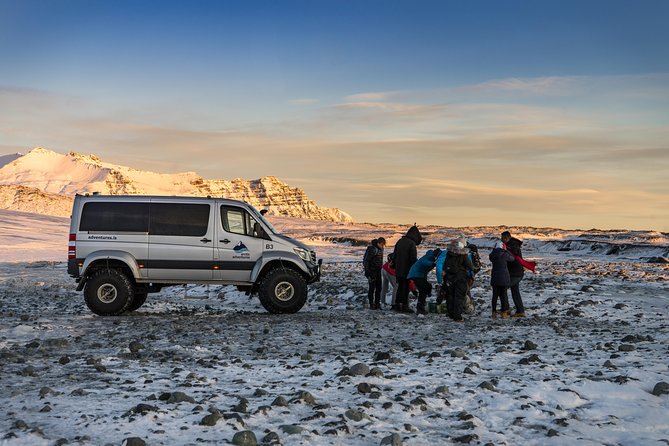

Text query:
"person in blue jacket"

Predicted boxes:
[[408, 248, 442, 315]]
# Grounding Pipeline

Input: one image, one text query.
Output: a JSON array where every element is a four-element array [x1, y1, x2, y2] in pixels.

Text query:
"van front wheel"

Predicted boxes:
[[84, 270, 135, 316], [258, 268, 307, 314]]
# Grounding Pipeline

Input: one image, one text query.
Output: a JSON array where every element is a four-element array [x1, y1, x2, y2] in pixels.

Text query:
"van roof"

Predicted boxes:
[[74, 194, 252, 207]]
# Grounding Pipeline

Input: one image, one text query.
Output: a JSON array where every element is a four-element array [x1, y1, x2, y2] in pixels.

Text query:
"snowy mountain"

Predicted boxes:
[[0, 147, 354, 222]]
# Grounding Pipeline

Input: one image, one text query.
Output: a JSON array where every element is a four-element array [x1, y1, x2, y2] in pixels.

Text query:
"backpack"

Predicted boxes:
[[444, 252, 465, 280], [362, 244, 375, 275], [468, 244, 482, 274], [387, 252, 396, 269]]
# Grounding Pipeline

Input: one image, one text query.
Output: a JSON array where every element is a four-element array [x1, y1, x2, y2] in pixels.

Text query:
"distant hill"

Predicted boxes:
[[0, 147, 354, 222]]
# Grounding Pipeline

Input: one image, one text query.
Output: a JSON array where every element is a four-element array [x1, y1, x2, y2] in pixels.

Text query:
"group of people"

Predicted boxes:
[[363, 226, 535, 321]]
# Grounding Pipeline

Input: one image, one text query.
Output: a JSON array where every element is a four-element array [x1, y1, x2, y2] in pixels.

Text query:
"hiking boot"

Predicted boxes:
[[500, 311, 510, 319], [491, 310, 500, 319], [512, 312, 526, 318], [416, 307, 427, 315], [452, 317, 464, 322], [400, 305, 414, 314]]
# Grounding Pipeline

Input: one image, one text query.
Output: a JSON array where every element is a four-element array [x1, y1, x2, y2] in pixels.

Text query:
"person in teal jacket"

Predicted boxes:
[[408, 248, 441, 314]]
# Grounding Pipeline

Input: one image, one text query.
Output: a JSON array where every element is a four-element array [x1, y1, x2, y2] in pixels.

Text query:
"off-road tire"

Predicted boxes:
[[258, 268, 307, 314], [84, 269, 135, 316], [127, 292, 147, 312]]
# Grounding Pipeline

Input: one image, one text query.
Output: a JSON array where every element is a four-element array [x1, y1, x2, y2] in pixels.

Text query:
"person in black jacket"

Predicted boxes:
[[392, 225, 422, 313], [502, 231, 526, 317], [444, 240, 474, 321], [363, 237, 386, 309], [489, 240, 516, 318]]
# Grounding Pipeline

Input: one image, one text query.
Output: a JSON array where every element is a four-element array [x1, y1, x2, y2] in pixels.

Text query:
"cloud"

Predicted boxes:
[[289, 98, 319, 106]]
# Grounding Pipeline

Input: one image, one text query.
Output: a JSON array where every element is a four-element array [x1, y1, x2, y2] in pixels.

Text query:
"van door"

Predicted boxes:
[[147, 201, 214, 281], [216, 205, 265, 282]]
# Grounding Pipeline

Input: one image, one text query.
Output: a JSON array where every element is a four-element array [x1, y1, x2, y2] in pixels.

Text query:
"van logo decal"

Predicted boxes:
[[233, 241, 249, 254]]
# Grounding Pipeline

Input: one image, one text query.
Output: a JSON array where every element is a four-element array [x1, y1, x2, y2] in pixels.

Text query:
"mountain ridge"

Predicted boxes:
[[0, 147, 354, 222]]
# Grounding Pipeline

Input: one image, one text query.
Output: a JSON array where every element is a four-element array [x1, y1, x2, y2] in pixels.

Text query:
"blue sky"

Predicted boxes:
[[1, 0, 668, 230]]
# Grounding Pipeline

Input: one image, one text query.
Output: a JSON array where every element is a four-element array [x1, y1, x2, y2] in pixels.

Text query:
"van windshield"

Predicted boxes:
[[250, 208, 278, 235]]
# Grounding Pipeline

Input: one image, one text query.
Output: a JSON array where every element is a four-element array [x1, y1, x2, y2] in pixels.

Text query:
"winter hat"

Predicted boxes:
[[494, 241, 506, 250]]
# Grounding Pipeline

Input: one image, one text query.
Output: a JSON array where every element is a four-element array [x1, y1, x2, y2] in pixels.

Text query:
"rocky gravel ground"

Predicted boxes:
[[1, 256, 668, 446]]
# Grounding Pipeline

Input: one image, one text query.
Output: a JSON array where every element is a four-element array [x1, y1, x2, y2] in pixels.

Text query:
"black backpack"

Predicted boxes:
[[468, 244, 482, 273], [444, 252, 465, 279]]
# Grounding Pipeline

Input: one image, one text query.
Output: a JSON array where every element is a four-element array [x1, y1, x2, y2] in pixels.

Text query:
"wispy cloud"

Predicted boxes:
[[289, 98, 320, 106]]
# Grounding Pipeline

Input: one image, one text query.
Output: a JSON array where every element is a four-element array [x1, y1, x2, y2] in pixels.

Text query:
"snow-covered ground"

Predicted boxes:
[[1, 211, 668, 445]]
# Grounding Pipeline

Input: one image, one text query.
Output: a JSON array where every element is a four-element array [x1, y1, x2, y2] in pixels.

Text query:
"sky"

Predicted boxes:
[[1, 0, 668, 231]]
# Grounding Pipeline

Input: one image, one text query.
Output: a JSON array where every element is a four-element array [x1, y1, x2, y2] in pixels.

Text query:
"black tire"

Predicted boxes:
[[258, 268, 307, 314], [127, 292, 147, 312], [84, 270, 135, 316]]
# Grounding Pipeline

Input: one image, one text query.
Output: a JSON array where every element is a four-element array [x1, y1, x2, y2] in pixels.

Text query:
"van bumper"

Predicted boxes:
[[306, 259, 322, 284]]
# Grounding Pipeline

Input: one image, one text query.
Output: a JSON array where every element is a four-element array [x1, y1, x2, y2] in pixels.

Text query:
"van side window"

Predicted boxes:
[[80, 202, 149, 232], [221, 206, 263, 238], [150, 203, 210, 237]]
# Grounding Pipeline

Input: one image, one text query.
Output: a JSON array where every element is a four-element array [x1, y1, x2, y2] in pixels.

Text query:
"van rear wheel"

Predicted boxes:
[[127, 292, 147, 312], [84, 270, 134, 316], [258, 268, 307, 314]]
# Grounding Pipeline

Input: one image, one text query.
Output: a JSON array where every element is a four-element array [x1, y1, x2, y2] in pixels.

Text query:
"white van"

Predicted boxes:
[[68, 195, 321, 315]]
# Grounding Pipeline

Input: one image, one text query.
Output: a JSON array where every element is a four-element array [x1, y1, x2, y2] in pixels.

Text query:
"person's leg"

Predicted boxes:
[[491, 286, 499, 317], [380, 269, 389, 306], [390, 274, 397, 307], [500, 286, 510, 317], [367, 276, 375, 309], [414, 278, 428, 314], [373, 270, 382, 308], [396, 276, 408, 311], [509, 276, 525, 314], [451, 280, 467, 321]]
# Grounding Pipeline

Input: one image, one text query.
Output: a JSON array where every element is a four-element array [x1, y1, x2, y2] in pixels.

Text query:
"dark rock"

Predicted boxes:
[[253, 388, 269, 397], [463, 367, 476, 375], [547, 429, 559, 437], [345, 409, 365, 422], [478, 381, 495, 392], [55, 439, 69, 446], [652, 382, 669, 396], [199, 413, 222, 426], [450, 349, 466, 358], [128, 341, 144, 353], [19, 366, 36, 377], [374, 351, 392, 361], [522, 340, 538, 350], [272, 396, 288, 407], [618, 344, 635, 352], [58, 356, 70, 365], [453, 434, 479, 443], [131, 404, 159, 415], [357, 383, 372, 394], [380, 432, 402, 445], [262, 431, 280, 444], [435, 385, 449, 395], [294, 390, 316, 405], [280, 424, 304, 435], [25, 341, 40, 349], [167, 391, 196, 404], [368, 367, 385, 378], [518, 354, 541, 365], [349, 363, 370, 376], [231, 430, 257, 446], [122, 438, 146, 446]]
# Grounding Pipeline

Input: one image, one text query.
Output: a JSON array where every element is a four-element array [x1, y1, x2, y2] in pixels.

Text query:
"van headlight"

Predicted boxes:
[[294, 247, 311, 262]]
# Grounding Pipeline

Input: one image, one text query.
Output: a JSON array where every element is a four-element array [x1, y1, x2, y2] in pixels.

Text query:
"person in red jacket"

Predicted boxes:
[[381, 253, 417, 309]]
